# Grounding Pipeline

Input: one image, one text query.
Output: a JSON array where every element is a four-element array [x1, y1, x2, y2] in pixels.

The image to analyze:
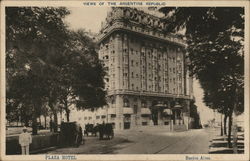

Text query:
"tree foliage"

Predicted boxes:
[[159, 7, 244, 112], [159, 7, 244, 147], [6, 7, 107, 133]]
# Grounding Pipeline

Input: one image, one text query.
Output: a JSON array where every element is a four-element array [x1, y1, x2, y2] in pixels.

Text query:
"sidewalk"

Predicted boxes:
[[209, 132, 244, 154]]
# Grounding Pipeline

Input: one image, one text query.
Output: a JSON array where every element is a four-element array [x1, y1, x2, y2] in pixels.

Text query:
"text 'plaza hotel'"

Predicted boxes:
[[81, 7, 194, 131]]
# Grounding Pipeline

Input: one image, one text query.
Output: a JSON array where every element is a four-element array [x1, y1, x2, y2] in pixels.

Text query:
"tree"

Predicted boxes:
[[57, 30, 106, 121], [159, 7, 244, 147], [6, 7, 107, 134], [6, 7, 70, 134]]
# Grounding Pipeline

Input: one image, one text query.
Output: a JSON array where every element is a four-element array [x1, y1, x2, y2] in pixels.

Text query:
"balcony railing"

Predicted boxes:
[[96, 109, 107, 115], [141, 108, 151, 115], [123, 107, 133, 114], [107, 89, 191, 99], [107, 108, 116, 115]]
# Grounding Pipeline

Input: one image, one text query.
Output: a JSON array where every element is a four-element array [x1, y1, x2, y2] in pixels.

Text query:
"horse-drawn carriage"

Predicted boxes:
[[59, 122, 84, 147], [84, 124, 98, 136], [98, 123, 114, 140], [84, 123, 114, 140]]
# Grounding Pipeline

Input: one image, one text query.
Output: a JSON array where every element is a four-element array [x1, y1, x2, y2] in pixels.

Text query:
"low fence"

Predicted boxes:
[[6, 133, 59, 155]]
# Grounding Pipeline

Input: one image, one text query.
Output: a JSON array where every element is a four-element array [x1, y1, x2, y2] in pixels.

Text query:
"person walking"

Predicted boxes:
[[19, 127, 32, 155]]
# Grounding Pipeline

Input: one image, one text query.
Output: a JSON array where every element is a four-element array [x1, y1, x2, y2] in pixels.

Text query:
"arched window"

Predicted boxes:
[[124, 98, 130, 107], [111, 98, 115, 108]]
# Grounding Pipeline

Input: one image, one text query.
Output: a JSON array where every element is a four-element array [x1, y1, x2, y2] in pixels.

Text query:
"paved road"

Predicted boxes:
[[114, 128, 218, 154], [46, 127, 219, 154]]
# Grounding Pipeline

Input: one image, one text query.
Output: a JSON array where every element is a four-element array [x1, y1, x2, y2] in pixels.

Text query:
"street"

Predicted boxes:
[[46, 127, 219, 154]]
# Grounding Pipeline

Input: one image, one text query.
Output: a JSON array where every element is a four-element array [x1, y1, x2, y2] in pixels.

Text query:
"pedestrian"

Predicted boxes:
[[19, 127, 32, 155]]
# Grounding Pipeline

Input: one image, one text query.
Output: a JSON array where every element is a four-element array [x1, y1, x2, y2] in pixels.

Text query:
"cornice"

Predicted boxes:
[[97, 7, 186, 47]]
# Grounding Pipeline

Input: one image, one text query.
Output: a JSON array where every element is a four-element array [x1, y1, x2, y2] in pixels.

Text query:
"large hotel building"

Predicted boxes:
[[79, 7, 194, 131]]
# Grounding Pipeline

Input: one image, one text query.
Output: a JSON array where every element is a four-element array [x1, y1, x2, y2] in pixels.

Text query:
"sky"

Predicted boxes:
[[64, 7, 216, 124]]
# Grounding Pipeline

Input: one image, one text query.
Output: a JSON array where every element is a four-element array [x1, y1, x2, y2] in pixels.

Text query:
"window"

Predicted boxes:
[[131, 60, 134, 66], [141, 100, 147, 108], [131, 72, 134, 78], [124, 98, 130, 107], [134, 105, 138, 114], [111, 98, 115, 105]]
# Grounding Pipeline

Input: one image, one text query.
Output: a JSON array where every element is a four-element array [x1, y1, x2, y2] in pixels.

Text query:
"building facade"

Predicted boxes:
[[83, 7, 194, 130]]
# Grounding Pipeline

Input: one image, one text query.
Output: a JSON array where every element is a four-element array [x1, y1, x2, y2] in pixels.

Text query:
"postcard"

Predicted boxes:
[[0, 0, 249, 161]]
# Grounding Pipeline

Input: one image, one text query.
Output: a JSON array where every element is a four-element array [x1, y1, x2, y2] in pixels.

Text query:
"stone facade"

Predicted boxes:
[[83, 7, 194, 130]]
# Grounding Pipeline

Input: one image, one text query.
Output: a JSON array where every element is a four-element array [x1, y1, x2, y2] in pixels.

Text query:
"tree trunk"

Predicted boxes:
[[224, 114, 228, 135], [44, 115, 47, 129], [64, 100, 70, 122], [49, 100, 58, 132], [220, 113, 223, 136], [39, 116, 41, 126], [232, 111, 238, 153], [32, 115, 38, 135], [66, 108, 70, 122], [53, 111, 58, 132], [227, 112, 233, 148]]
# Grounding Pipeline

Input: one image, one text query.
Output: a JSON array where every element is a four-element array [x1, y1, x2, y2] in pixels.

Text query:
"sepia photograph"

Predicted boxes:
[[1, 1, 249, 160]]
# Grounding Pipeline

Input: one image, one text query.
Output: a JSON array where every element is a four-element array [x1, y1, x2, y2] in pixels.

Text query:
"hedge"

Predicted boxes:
[[6, 133, 59, 155]]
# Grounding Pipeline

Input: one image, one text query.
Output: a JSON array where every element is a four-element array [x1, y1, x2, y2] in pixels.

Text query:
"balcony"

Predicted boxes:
[[97, 108, 107, 115], [108, 108, 116, 115], [123, 107, 133, 114], [141, 108, 151, 115]]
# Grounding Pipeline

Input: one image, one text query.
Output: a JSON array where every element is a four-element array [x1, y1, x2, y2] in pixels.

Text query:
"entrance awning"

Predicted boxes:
[[172, 103, 182, 110], [163, 109, 172, 115], [152, 103, 168, 109]]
